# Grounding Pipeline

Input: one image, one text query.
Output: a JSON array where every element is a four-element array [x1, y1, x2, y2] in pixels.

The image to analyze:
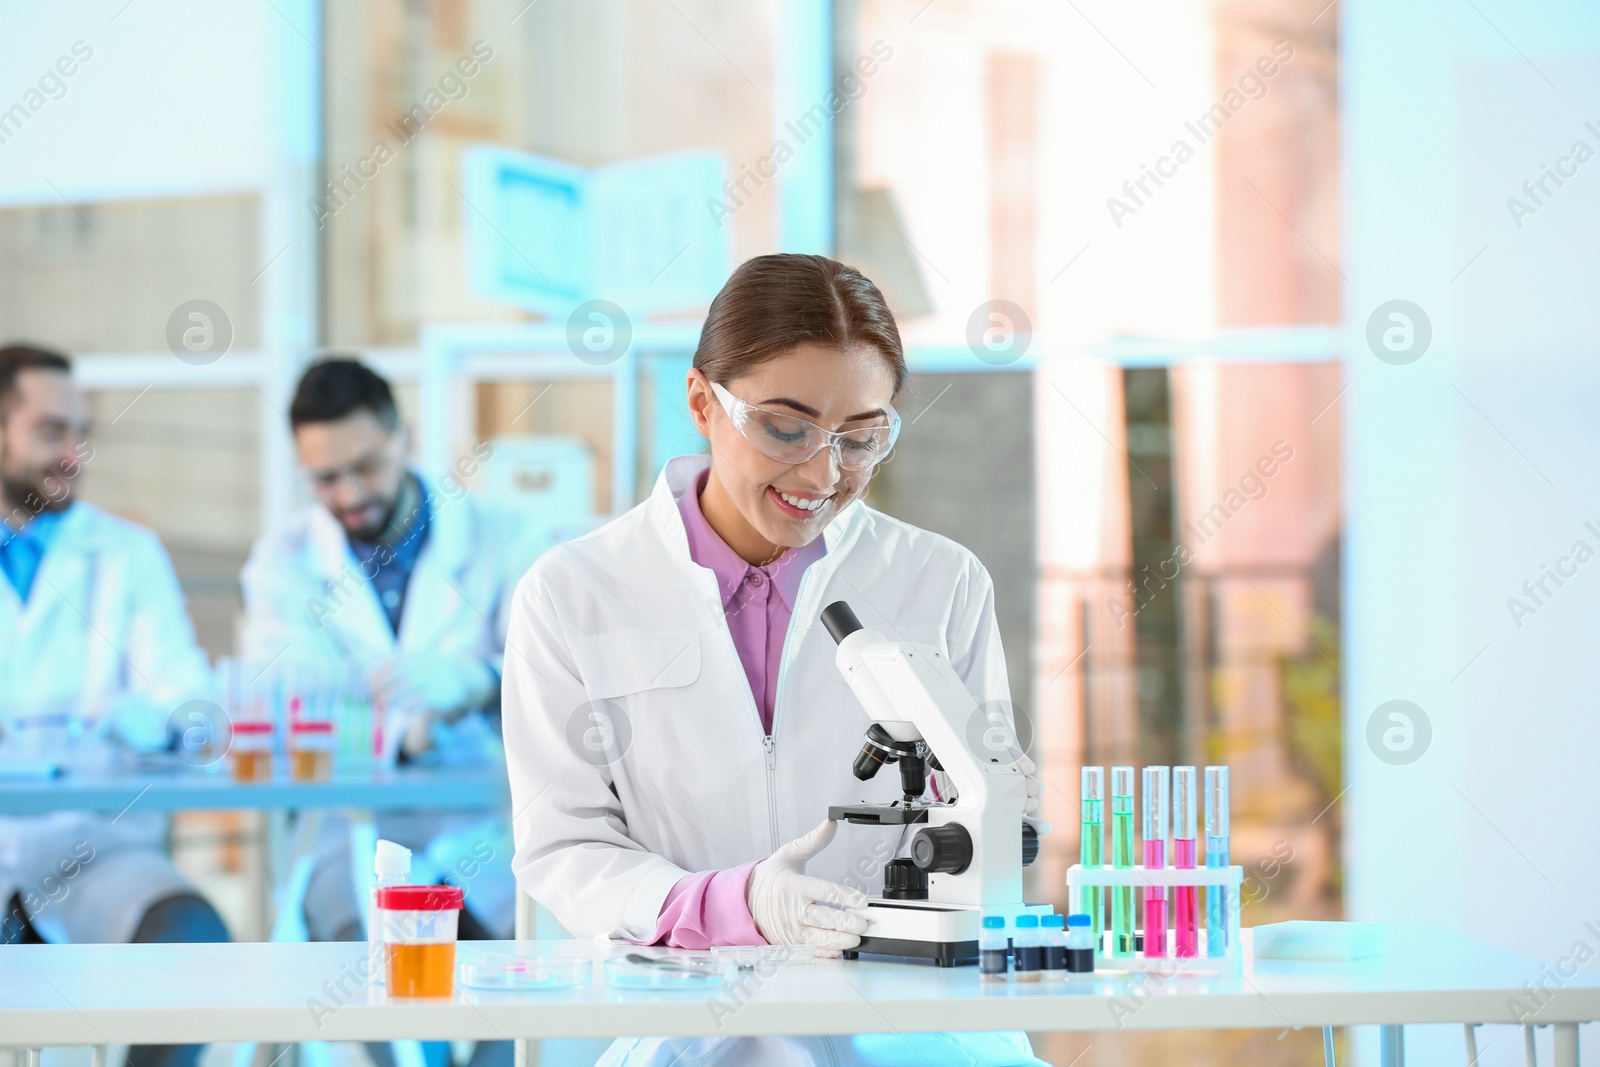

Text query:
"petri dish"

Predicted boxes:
[[459, 952, 592, 992], [603, 953, 734, 991]]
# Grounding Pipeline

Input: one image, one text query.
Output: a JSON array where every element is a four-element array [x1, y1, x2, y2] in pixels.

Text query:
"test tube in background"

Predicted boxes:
[[1205, 766, 1231, 957], [1080, 767, 1105, 944], [1109, 766, 1136, 956], [1141, 765, 1170, 958], [1173, 766, 1199, 957]]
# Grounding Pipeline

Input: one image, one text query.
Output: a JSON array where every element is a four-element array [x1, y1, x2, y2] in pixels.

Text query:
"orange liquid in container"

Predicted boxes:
[[232, 750, 272, 783], [292, 748, 332, 782], [387, 941, 456, 997]]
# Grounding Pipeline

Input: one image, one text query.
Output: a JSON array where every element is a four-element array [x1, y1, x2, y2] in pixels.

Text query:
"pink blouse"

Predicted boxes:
[[646, 470, 825, 947]]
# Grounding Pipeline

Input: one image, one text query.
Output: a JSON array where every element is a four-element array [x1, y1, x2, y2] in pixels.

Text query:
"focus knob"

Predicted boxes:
[[882, 857, 928, 900], [910, 824, 972, 875], [1021, 822, 1040, 867]]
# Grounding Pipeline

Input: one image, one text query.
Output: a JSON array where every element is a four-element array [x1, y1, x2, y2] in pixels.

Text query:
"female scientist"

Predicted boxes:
[[503, 254, 1045, 1067]]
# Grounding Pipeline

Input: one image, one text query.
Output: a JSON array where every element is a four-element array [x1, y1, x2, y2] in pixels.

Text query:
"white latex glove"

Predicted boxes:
[[371, 653, 494, 759], [746, 820, 870, 957], [371, 653, 494, 716], [102, 693, 171, 753]]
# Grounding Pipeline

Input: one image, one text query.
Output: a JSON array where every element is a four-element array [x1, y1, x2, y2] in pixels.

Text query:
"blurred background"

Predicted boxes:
[[3, 0, 1598, 1064]]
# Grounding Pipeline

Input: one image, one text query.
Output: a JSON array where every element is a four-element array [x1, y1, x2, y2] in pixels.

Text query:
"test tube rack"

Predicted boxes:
[[1065, 863, 1245, 972]]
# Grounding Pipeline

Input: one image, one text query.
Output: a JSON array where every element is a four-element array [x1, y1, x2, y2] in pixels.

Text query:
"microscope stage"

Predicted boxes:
[[828, 803, 933, 825]]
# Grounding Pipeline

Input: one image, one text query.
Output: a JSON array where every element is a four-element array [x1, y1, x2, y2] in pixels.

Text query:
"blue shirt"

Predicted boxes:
[[346, 478, 431, 635], [0, 509, 66, 602]]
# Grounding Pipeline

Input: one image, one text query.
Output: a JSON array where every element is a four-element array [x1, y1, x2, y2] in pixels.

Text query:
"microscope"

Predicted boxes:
[[821, 601, 1047, 966]]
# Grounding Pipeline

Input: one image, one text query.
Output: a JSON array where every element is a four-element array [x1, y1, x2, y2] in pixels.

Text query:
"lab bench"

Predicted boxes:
[[0, 926, 1594, 1066]]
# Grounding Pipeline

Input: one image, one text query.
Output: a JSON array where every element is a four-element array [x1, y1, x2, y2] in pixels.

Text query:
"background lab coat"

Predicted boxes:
[[0, 503, 212, 945], [240, 482, 545, 937]]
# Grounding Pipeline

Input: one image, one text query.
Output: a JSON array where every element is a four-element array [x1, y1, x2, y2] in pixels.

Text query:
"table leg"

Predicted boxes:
[[1552, 1023, 1578, 1067], [1379, 1024, 1404, 1067]]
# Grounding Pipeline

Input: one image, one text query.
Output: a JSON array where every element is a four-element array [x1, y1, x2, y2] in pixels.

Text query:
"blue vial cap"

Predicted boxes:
[[982, 915, 1005, 929], [1067, 913, 1091, 927], [1015, 915, 1039, 928], [1042, 914, 1065, 928]]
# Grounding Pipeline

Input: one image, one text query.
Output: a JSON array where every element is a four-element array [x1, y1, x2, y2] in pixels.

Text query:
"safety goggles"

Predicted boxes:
[[710, 381, 900, 472]]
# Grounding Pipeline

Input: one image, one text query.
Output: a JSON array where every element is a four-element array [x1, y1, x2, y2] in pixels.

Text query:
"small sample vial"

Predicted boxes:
[[1013, 915, 1042, 982], [1066, 913, 1096, 974], [1041, 914, 1067, 980], [290, 719, 335, 782], [979, 915, 1009, 982], [230, 720, 274, 783]]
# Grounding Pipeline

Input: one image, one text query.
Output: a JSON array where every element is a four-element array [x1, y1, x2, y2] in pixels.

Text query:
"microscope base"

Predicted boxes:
[[848, 899, 1053, 966], [843, 936, 976, 967]]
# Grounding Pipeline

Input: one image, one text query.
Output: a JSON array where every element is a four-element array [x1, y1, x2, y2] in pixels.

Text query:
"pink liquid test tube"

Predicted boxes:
[[1173, 766, 1199, 957], [1141, 765, 1169, 957]]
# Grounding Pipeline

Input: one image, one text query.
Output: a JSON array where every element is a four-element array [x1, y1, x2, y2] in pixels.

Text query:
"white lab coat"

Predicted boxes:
[[504, 456, 1045, 1067], [240, 477, 542, 687], [240, 479, 545, 937], [0, 503, 212, 945], [504, 454, 1012, 941]]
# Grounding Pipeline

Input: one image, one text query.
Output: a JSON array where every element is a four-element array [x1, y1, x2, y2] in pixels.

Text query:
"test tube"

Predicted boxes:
[[1141, 766, 1170, 958], [1205, 766, 1231, 957], [1173, 766, 1198, 957], [1109, 766, 1136, 956], [1079, 767, 1105, 945]]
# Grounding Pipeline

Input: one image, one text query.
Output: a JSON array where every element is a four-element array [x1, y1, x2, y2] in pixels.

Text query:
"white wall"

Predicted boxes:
[[0, 0, 275, 204], [1344, 1, 1600, 1063]]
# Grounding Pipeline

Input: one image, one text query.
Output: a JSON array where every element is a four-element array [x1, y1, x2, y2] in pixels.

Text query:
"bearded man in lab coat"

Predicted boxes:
[[241, 357, 539, 962], [0, 344, 229, 1067]]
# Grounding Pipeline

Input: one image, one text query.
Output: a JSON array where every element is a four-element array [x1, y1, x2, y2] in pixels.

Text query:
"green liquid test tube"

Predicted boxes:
[[1110, 766, 1136, 956], [1080, 767, 1105, 946]]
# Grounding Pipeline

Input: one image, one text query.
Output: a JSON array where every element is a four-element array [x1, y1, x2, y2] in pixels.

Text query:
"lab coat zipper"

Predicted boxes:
[[705, 574, 781, 854], [763, 734, 779, 853]]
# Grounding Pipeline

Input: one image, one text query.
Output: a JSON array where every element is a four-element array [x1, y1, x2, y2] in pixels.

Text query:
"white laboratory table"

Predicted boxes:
[[0, 765, 507, 815], [0, 764, 509, 941], [0, 927, 1594, 1064]]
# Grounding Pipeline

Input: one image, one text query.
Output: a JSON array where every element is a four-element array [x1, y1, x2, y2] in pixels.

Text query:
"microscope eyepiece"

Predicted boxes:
[[821, 601, 864, 644]]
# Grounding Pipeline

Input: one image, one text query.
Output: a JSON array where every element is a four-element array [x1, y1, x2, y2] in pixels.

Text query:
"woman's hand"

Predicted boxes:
[[746, 819, 870, 957]]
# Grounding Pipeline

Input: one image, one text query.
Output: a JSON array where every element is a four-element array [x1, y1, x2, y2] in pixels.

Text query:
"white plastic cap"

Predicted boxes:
[[374, 839, 412, 877]]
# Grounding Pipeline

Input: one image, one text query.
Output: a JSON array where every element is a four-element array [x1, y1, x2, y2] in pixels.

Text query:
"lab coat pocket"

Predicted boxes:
[[570, 631, 702, 700]]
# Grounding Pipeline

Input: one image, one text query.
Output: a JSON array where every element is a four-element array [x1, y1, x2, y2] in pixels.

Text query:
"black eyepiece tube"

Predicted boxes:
[[821, 601, 864, 644]]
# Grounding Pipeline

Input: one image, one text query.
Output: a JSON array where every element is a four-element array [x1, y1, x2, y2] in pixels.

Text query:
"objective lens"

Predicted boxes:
[[852, 724, 897, 781]]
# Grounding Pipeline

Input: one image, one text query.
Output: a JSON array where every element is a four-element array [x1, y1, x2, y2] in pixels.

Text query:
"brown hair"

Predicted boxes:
[[693, 254, 907, 396], [0, 344, 72, 421]]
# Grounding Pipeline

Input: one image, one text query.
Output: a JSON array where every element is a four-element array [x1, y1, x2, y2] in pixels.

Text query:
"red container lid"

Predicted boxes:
[[376, 885, 464, 911], [291, 720, 334, 734], [232, 721, 274, 735]]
